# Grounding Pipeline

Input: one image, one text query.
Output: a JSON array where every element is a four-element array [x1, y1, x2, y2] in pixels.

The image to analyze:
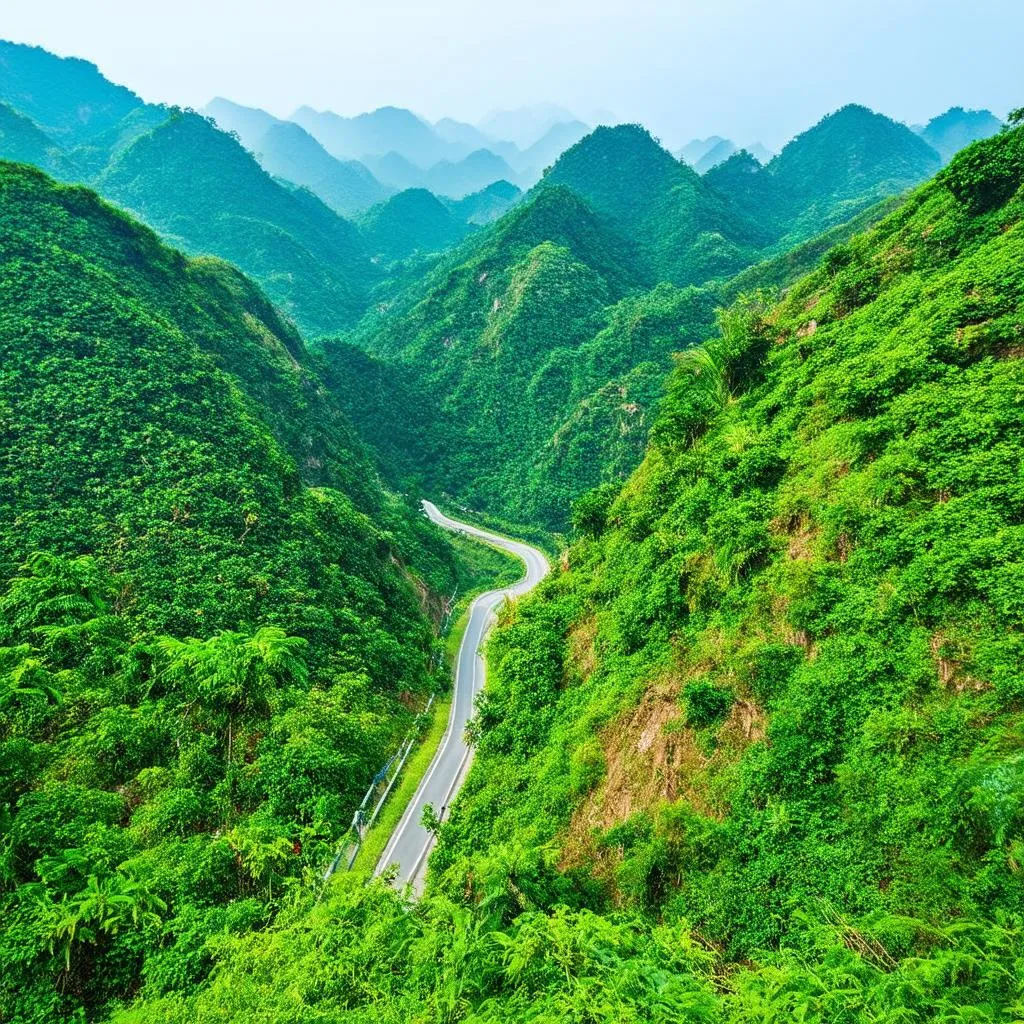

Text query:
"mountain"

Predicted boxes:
[[919, 105, 1003, 163], [544, 123, 765, 284], [479, 103, 581, 148], [433, 115, 499, 152], [358, 187, 472, 261], [66, 103, 170, 177], [747, 141, 773, 164], [256, 120, 390, 214], [365, 149, 425, 190], [512, 119, 591, 177], [681, 135, 771, 173], [293, 104, 452, 166], [0, 101, 78, 178], [423, 147, 520, 198], [0, 39, 143, 144], [96, 108, 378, 334], [111, 108, 1024, 1024], [706, 103, 943, 247], [693, 136, 737, 173], [204, 95, 278, 149], [352, 183, 693, 524], [0, 158, 499, 1022], [204, 99, 390, 215], [679, 134, 731, 165], [447, 179, 522, 224]]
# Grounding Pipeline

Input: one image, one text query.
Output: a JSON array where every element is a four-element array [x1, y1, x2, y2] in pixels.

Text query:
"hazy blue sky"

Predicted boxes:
[[5, 0, 1021, 150]]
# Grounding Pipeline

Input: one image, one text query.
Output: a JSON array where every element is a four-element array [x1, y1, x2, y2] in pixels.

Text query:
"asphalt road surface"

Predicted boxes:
[[374, 500, 550, 892]]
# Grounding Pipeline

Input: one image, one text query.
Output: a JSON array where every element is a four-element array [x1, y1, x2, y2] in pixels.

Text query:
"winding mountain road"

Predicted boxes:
[[374, 500, 550, 892]]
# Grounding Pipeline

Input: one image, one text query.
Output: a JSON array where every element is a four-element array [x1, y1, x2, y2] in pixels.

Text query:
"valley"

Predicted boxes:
[[0, 27, 1022, 1024]]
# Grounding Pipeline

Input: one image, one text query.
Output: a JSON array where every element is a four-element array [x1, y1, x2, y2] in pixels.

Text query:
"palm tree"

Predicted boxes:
[[157, 627, 308, 758]]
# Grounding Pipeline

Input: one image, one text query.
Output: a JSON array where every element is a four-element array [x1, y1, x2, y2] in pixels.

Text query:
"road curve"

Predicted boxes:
[[374, 500, 550, 892]]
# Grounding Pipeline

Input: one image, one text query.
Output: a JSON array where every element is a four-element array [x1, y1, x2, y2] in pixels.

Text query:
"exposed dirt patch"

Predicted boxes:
[[560, 669, 766, 881], [771, 511, 820, 562], [930, 630, 990, 694], [566, 613, 598, 683]]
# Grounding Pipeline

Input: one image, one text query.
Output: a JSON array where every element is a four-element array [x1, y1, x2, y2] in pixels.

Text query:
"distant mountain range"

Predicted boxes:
[[0, 34, 1007, 348]]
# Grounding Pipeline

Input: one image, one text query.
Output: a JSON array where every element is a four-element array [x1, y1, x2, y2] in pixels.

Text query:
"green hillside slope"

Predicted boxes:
[[359, 187, 473, 262], [0, 102, 78, 179], [0, 162, 479, 1022], [545, 123, 765, 284], [0, 39, 143, 144], [257, 120, 390, 215], [97, 109, 379, 335], [707, 104, 943, 248], [118, 119, 1024, 1024]]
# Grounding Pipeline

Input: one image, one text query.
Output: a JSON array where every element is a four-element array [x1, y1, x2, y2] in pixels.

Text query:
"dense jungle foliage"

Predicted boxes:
[[112, 120, 1024, 1024], [0, 162, 510, 1022]]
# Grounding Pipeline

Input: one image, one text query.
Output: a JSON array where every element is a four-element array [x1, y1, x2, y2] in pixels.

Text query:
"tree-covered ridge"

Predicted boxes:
[[706, 104, 943, 249], [544, 123, 766, 284], [0, 39, 143, 145], [0, 102, 78, 180], [95, 108, 381, 336], [359, 187, 474, 262], [345, 108, 961, 533], [0, 161, 492, 1022]]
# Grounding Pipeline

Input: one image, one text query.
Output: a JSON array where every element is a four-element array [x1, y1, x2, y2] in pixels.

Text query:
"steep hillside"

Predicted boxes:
[[359, 187, 473, 261], [112, 118, 1024, 1024], [204, 99, 390, 215], [920, 105, 1003, 163], [0, 101, 77, 178], [436, 118, 1024, 977], [0, 39, 142, 144], [353, 185, 723, 525], [545, 124, 765, 284], [708, 104, 943, 247], [0, 162, 488, 1022], [97, 109, 379, 334]]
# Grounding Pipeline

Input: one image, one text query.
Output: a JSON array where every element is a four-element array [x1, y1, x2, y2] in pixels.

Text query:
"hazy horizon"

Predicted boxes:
[[3, 0, 1021, 151]]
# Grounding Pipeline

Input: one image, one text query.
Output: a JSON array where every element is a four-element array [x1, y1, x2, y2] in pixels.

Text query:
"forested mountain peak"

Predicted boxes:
[[0, 38, 143, 144], [96, 107, 379, 335], [919, 105, 1003, 162], [704, 103, 944, 249], [545, 123, 763, 283], [359, 186, 471, 260], [0, 100, 78, 179]]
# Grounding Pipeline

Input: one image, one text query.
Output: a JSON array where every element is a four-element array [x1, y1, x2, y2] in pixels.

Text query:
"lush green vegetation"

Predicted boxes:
[[359, 188, 473, 263], [96, 109, 380, 336], [345, 110, 957, 531], [111, 121, 1024, 1024], [706, 105, 943, 251], [4, 33, 1022, 1024], [0, 162, 506, 1022], [0, 40, 142, 145]]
